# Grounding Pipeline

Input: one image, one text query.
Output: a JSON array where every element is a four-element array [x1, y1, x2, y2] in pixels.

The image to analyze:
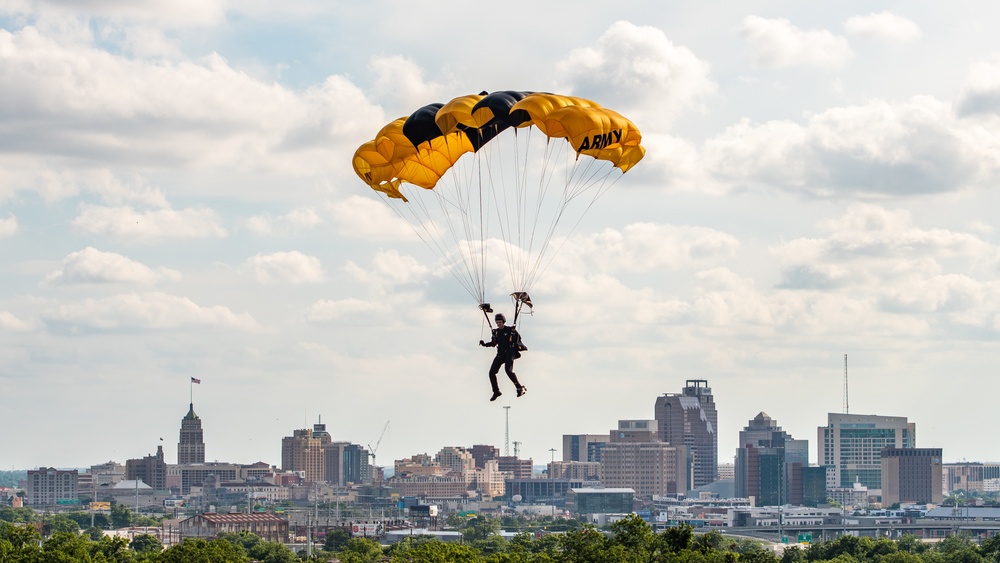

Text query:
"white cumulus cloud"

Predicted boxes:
[[742, 16, 853, 68], [956, 56, 1000, 117], [245, 207, 323, 236], [330, 195, 416, 242], [246, 251, 326, 285], [45, 247, 181, 285], [42, 291, 257, 330], [72, 204, 227, 241], [0, 214, 16, 237], [0, 310, 38, 332], [844, 12, 922, 43], [556, 21, 716, 127], [305, 298, 392, 323]]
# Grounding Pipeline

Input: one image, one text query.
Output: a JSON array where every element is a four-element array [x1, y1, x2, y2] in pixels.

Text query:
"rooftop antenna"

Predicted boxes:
[[513, 441, 521, 458], [844, 353, 849, 414], [504, 406, 511, 456]]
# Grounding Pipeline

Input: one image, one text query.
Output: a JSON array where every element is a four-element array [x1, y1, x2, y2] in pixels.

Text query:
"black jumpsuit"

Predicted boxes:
[[482, 325, 524, 394]]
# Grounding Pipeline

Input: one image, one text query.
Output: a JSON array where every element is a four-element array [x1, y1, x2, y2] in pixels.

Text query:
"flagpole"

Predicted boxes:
[[190, 377, 193, 405]]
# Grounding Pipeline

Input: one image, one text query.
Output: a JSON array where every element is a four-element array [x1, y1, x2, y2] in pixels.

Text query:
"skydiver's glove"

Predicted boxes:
[[479, 340, 486, 346]]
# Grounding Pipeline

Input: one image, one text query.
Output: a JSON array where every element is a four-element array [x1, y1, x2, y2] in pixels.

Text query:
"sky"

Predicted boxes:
[[2, 0, 1000, 474]]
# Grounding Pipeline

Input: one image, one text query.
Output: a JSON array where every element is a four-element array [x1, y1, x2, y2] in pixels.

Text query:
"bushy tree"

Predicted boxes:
[[324, 527, 351, 551], [130, 533, 163, 554], [158, 538, 250, 563], [337, 537, 383, 563]]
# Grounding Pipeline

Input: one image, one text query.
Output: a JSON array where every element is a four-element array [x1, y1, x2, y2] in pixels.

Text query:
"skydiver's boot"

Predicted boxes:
[[517, 386, 527, 397], [490, 390, 502, 402]]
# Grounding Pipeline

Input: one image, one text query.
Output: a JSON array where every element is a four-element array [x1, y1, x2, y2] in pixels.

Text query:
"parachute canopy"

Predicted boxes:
[[353, 91, 645, 314]]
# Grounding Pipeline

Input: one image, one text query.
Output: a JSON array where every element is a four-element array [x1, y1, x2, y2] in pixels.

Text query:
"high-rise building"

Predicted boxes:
[[599, 420, 688, 499], [126, 445, 167, 490], [943, 462, 1000, 494], [734, 412, 809, 506], [177, 403, 206, 464], [26, 468, 78, 507], [281, 428, 327, 482], [881, 447, 943, 506], [471, 445, 499, 469], [498, 456, 533, 479], [436, 447, 475, 475], [818, 413, 915, 492], [562, 434, 610, 463], [654, 379, 718, 488]]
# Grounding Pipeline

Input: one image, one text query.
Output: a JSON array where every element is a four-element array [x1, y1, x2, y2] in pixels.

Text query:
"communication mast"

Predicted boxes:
[[843, 354, 849, 414], [504, 406, 511, 456]]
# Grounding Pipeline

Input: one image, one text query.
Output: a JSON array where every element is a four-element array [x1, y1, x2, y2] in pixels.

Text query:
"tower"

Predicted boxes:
[[734, 412, 808, 506], [654, 379, 718, 490], [177, 403, 205, 464]]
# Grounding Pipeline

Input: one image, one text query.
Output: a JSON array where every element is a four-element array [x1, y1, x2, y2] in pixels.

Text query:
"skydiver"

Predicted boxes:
[[479, 313, 527, 402]]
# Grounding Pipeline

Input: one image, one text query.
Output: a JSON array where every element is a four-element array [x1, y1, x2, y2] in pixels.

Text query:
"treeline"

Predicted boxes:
[[4, 513, 1000, 563], [0, 470, 26, 488]]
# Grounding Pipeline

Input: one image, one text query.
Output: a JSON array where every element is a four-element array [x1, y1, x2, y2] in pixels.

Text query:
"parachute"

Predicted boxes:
[[353, 91, 645, 325]]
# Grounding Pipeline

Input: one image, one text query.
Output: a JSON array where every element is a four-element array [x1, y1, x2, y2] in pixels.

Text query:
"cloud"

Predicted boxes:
[[17, 0, 228, 27], [42, 291, 258, 330], [844, 12, 922, 43], [701, 96, 999, 196], [72, 204, 227, 240], [245, 251, 326, 285], [245, 207, 323, 236], [955, 56, 1000, 117], [344, 249, 430, 288], [0, 22, 384, 179], [0, 310, 38, 332], [771, 204, 1000, 332], [556, 21, 716, 127], [555, 223, 740, 274], [741, 16, 853, 68], [0, 214, 16, 237], [44, 247, 181, 285], [305, 298, 392, 324], [329, 195, 416, 242], [368, 55, 458, 118]]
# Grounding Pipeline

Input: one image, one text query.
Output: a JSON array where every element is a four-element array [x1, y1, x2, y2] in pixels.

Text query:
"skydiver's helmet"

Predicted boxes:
[[495, 313, 506, 323]]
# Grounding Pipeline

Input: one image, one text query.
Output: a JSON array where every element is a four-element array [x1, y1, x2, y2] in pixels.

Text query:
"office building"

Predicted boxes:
[[818, 413, 915, 492], [178, 403, 206, 464], [562, 434, 610, 463], [125, 445, 167, 490], [471, 445, 500, 469], [943, 462, 1000, 494], [600, 420, 688, 499], [26, 467, 78, 507], [281, 427, 328, 482], [654, 379, 718, 488], [881, 447, 944, 506], [498, 456, 533, 479], [734, 412, 809, 506]]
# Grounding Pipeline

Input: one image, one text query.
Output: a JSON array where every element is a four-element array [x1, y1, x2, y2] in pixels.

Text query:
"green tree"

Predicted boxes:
[[337, 537, 383, 563], [130, 533, 163, 554], [0, 507, 36, 523], [247, 540, 297, 563], [324, 527, 351, 552], [84, 526, 105, 541], [659, 523, 695, 553], [781, 545, 807, 563], [41, 531, 92, 562], [46, 514, 81, 535], [110, 504, 132, 529], [897, 534, 929, 555], [461, 515, 501, 543], [388, 539, 481, 562], [159, 538, 250, 563], [0, 521, 43, 562], [609, 513, 654, 557]]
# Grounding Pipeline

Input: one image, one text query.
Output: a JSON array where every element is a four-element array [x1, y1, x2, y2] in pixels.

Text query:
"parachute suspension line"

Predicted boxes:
[[378, 192, 480, 302], [524, 159, 627, 291], [520, 138, 578, 292]]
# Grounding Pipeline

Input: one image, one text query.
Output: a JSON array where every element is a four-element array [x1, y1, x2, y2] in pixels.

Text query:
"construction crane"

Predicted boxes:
[[367, 421, 390, 499]]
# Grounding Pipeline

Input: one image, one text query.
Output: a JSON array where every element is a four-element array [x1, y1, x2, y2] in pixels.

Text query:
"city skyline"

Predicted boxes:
[[3, 2, 1000, 469], [9, 379, 973, 475]]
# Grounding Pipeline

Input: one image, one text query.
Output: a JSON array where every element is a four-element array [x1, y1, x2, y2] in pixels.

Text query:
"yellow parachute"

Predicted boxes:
[[353, 91, 645, 320]]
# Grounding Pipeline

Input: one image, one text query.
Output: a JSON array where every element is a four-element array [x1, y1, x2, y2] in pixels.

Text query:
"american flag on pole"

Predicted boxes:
[[191, 377, 201, 384]]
